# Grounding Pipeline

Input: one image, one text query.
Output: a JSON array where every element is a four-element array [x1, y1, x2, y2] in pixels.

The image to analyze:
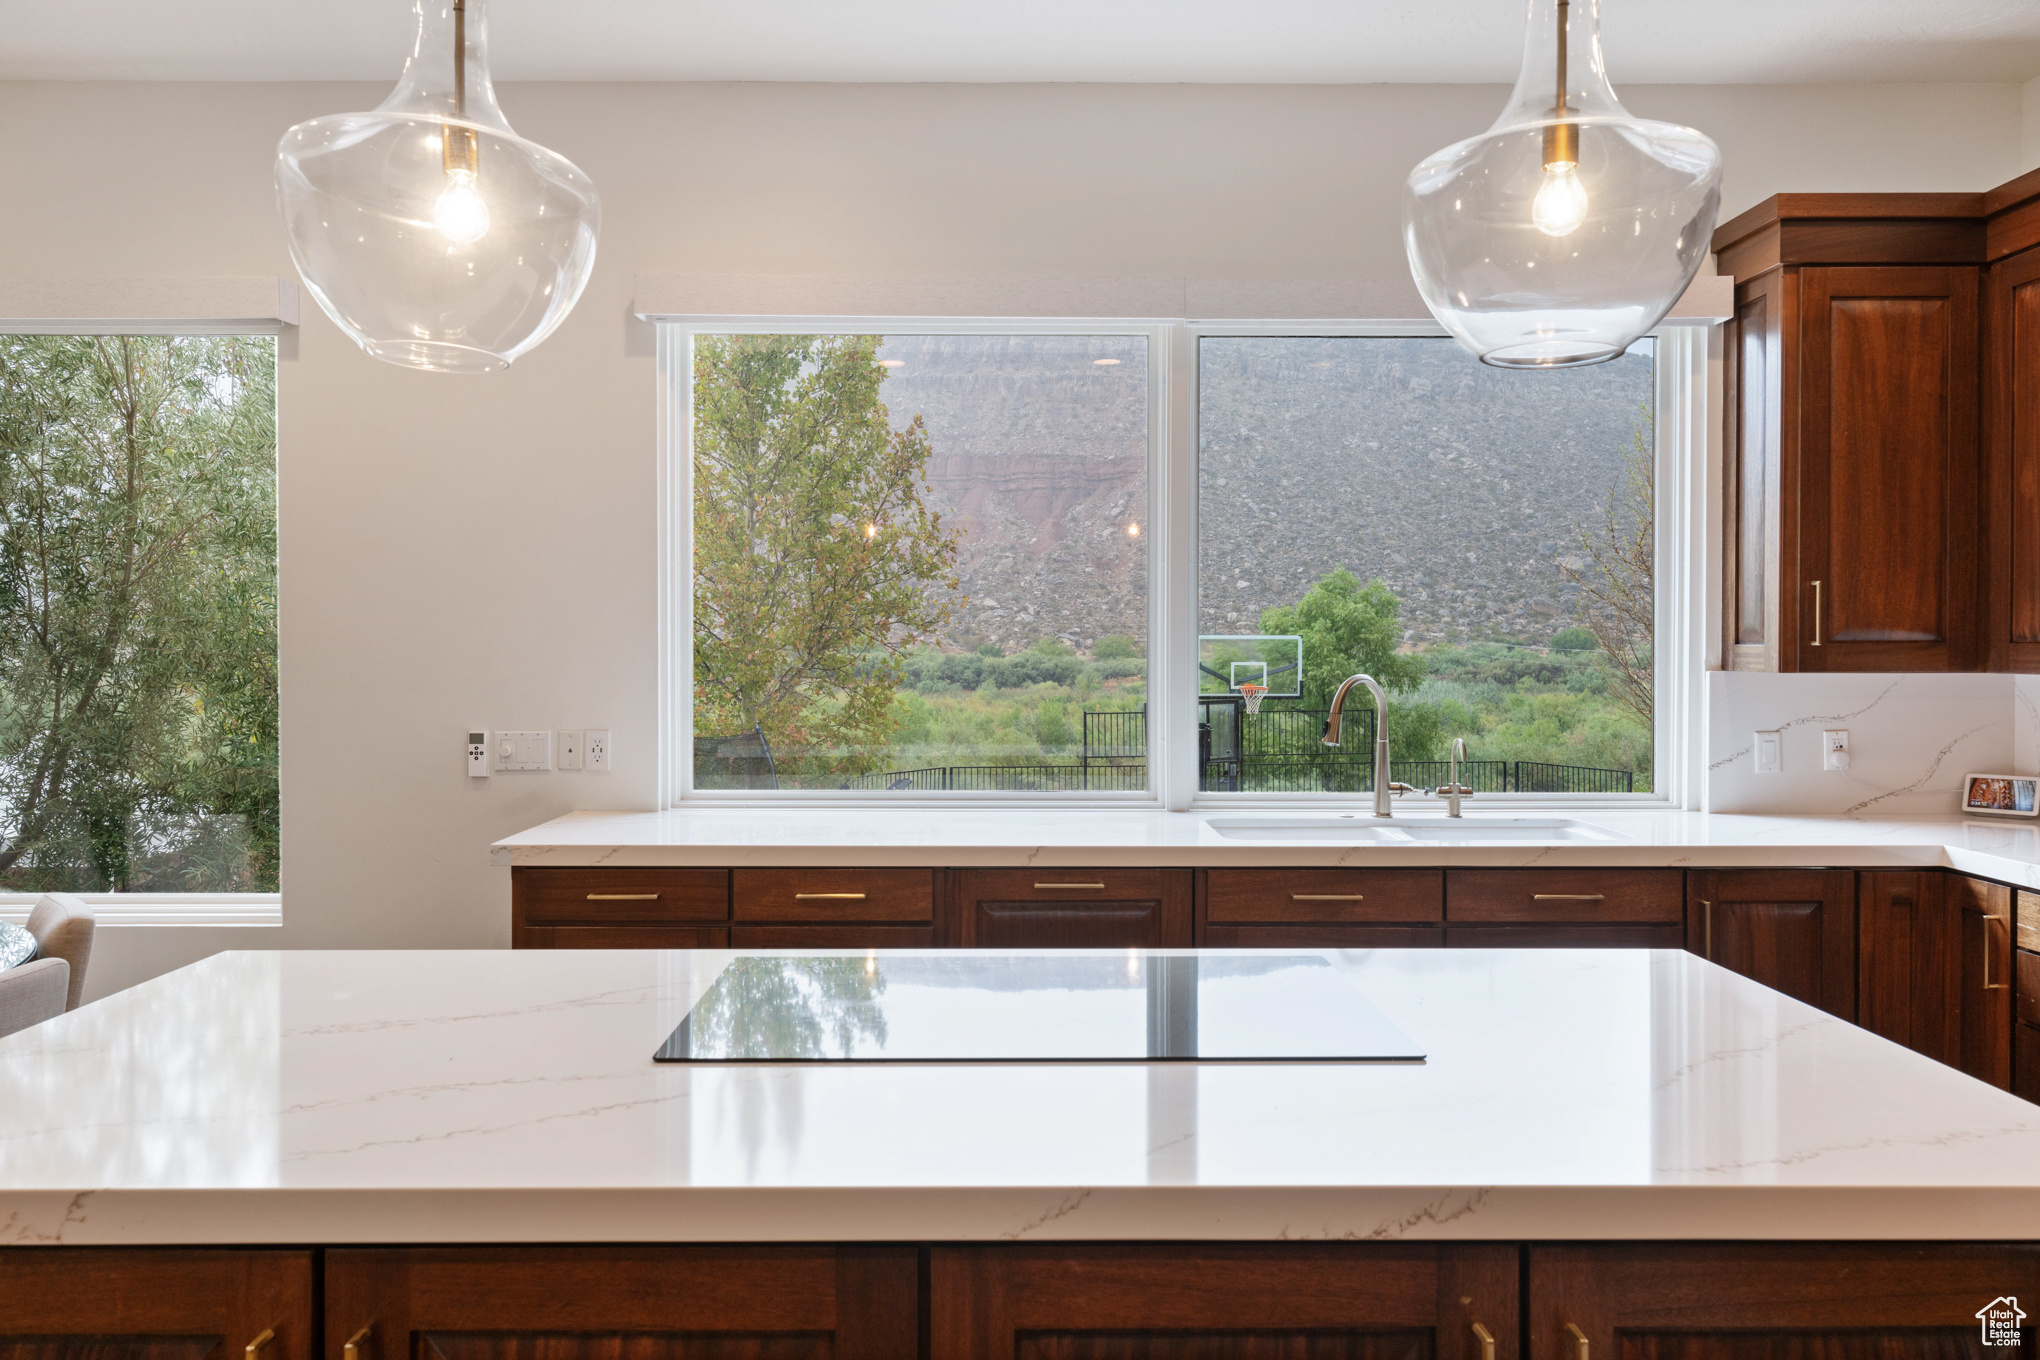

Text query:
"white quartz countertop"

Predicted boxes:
[[4, 946, 2038, 1245], [495, 807, 2040, 887]]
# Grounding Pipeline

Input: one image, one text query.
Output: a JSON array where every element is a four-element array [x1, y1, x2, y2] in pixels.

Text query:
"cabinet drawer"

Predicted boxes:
[[2020, 890, 2040, 954], [732, 924, 937, 949], [1447, 923, 1687, 949], [516, 868, 729, 924], [1202, 924, 1444, 949], [1446, 870, 1684, 924], [733, 868, 934, 922], [2019, 950, 2040, 1029], [2019, 1022, 2040, 1105], [1205, 869, 1443, 924], [956, 869, 1192, 948], [523, 925, 728, 949]]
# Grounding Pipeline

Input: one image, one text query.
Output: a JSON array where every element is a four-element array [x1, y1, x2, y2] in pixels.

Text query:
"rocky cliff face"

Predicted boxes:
[[873, 331, 1652, 655]]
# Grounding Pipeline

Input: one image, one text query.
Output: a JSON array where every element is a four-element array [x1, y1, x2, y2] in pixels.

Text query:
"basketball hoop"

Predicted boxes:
[[1238, 683, 1268, 715]]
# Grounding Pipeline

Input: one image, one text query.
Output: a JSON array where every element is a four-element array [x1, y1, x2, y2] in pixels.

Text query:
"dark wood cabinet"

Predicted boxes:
[[1858, 869, 1960, 1065], [1528, 1243, 2040, 1360], [1985, 240, 2040, 669], [1197, 868, 1444, 948], [1953, 873, 2015, 1087], [325, 1246, 918, 1360], [953, 869, 1192, 947], [513, 867, 730, 948], [0, 1249, 313, 1360], [1446, 868, 1683, 947], [733, 867, 936, 923], [932, 1243, 1516, 1360], [1686, 869, 1856, 1018]]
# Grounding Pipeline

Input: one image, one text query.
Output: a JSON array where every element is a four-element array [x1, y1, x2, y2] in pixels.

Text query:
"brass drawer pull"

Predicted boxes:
[[1702, 900, 1713, 959], [587, 893, 659, 901], [344, 1326, 373, 1360], [1035, 882, 1106, 889], [1294, 893, 1365, 901], [1985, 913, 2010, 991], [1566, 1323, 1590, 1360], [1471, 1321, 1496, 1360], [795, 892, 867, 900], [1812, 579, 1823, 646], [1532, 893, 1604, 902], [246, 1331, 275, 1360]]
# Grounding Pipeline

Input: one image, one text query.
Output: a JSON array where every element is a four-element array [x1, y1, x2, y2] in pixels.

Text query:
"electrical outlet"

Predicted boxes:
[[1823, 729, 1850, 771], [1754, 730, 1782, 774], [493, 730, 552, 772], [586, 728, 611, 774], [558, 729, 584, 771]]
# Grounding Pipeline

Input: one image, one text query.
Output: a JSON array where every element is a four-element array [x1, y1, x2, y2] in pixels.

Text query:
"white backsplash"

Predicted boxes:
[[1706, 672, 2016, 816]]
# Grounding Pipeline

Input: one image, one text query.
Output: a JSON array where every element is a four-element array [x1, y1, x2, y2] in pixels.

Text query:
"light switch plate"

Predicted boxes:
[[493, 730, 551, 772], [558, 729, 584, 771], [586, 728, 611, 774], [1754, 730, 1782, 774]]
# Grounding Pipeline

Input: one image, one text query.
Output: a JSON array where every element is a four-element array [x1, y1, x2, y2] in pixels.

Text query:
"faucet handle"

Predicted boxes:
[[1385, 782, 1417, 797]]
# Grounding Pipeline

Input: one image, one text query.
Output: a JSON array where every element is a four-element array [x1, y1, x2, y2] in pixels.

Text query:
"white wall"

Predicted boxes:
[[0, 79, 2027, 995]]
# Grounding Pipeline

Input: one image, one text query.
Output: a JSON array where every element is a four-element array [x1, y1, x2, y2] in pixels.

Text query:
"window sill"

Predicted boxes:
[[0, 893, 280, 927]]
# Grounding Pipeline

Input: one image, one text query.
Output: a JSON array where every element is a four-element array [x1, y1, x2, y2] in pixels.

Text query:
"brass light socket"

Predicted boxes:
[[1542, 120, 1578, 169], [441, 124, 479, 177]]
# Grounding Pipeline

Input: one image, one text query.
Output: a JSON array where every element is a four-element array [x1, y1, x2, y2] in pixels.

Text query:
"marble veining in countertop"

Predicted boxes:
[[3, 946, 2038, 1245], [494, 806, 2040, 884]]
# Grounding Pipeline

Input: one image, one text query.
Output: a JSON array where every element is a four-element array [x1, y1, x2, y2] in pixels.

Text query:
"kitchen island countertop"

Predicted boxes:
[[3, 945, 2037, 1246]]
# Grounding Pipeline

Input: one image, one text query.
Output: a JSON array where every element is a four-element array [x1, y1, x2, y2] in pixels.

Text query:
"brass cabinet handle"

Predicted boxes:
[[343, 1326, 372, 1360], [1035, 882, 1106, 889], [795, 892, 867, 899], [1471, 1321, 1496, 1360], [1566, 1323, 1590, 1360], [1702, 900, 1713, 959], [587, 893, 659, 901], [1533, 893, 1604, 902], [1985, 913, 2011, 991], [1811, 579, 1822, 646], [245, 1331, 275, 1360], [1293, 893, 1365, 900]]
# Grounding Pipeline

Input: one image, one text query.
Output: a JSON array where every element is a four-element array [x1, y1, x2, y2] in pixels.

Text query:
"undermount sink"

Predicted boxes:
[[1205, 815, 1625, 844]]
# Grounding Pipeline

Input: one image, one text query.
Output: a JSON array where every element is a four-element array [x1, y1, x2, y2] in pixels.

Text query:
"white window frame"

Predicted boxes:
[[0, 282, 294, 926], [658, 317, 1710, 813]]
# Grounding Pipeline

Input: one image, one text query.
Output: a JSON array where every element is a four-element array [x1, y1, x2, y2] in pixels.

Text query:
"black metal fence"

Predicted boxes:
[[1510, 761, 1635, 793], [839, 763, 1147, 793]]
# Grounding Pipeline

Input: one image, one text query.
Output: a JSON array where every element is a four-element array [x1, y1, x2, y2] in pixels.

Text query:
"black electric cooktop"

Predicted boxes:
[[654, 951, 1425, 1064]]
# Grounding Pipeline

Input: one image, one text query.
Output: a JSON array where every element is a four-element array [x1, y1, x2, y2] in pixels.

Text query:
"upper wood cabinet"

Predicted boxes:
[[1985, 172, 2040, 668], [1716, 200, 1984, 671]]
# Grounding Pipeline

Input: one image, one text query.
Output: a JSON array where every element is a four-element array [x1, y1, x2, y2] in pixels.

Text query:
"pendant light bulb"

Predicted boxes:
[[275, 0, 599, 372], [1532, 161, 1588, 237], [1401, 0, 1721, 368]]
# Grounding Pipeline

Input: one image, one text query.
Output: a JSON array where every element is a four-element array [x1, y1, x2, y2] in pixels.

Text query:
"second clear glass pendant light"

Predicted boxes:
[[1403, 0, 1722, 368], [275, 0, 600, 373]]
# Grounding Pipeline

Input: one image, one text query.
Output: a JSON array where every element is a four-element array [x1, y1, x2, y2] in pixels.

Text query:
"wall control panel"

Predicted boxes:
[[494, 730, 553, 772], [467, 730, 490, 778]]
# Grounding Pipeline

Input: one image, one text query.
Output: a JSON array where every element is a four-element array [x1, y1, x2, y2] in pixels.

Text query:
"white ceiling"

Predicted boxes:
[[3, 0, 2038, 85]]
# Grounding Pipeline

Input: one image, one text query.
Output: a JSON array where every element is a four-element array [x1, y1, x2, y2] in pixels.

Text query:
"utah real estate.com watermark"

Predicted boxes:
[[1978, 1296, 2026, 1346]]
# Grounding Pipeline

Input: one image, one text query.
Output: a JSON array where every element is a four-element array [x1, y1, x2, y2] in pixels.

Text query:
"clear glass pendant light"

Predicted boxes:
[[275, 0, 600, 373], [1402, 0, 1722, 368]]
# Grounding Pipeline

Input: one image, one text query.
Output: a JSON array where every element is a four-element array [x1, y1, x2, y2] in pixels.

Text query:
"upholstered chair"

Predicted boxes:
[[26, 893, 95, 1012], [0, 957, 70, 1039]]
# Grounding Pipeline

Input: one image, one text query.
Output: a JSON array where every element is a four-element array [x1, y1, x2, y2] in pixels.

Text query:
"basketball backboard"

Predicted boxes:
[[1198, 634, 1303, 698]]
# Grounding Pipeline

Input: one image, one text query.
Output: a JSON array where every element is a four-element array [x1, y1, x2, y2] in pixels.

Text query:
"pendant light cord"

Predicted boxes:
[[453, 0, 467, 117], [1554, 0, 1569, 116]]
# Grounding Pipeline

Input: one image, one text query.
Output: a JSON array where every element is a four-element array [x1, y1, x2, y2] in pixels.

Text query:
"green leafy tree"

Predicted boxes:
[[1560, 404, 1654, 731], [1259, 569, 1438, 762], [0, 335, 277, 891], [693, 334, 963, 779]]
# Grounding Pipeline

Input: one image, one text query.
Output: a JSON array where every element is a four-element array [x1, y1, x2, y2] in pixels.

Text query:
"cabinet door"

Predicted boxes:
[[932, 1243, 1516, 1360], [1798, 266, 1980, 671], [1530, 1243, 2040, 1360], [326, 1247, 915, 1360], [953, 869, 1192, 947], [1986, 242, 2040, 670], [1725, 269, 1788, 672], [1687, 870, 1856, 1019], [1858, 870, 1959, 1066], [0, 1249, 312, 1360], [1953, 874, 2014, 1086]]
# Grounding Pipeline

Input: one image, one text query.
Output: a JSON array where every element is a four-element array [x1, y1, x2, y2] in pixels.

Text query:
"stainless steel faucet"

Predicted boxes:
[[1322, 673, 1415, 818], [1434, 737, 1474, 817]]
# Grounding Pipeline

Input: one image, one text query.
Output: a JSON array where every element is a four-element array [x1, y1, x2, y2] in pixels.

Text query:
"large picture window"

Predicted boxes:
[[0, 335, 279, 890], [1196, 335, 1656, 795], [689, 331, 1150, 793]]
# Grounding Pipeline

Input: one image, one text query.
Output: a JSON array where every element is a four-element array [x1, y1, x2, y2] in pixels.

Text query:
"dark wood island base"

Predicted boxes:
[[6, 1242, 2036, 1360]]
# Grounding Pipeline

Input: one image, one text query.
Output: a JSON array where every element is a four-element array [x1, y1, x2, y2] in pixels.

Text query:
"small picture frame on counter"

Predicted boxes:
[[1960, 773, 2039, 818]]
